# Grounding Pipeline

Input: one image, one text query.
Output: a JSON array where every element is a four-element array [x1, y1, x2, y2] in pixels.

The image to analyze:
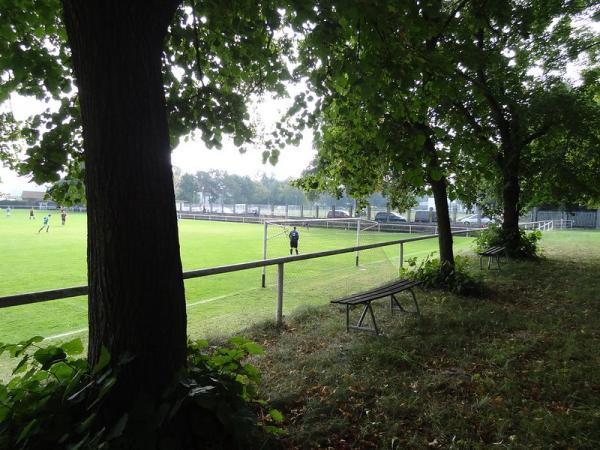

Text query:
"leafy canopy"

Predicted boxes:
[[0, 0, 292, 203]]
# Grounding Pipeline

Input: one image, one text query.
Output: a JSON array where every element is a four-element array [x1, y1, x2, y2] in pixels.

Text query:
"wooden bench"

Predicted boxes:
[[478, 246, 507, 270], [331, 279, 422, 335]]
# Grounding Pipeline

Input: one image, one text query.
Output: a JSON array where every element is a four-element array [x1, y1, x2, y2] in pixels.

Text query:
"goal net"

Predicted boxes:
[[261, 217, 393, 287]]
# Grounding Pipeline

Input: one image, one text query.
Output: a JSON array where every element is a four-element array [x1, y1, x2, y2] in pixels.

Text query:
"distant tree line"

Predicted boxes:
[[174, 169, 389, 208]]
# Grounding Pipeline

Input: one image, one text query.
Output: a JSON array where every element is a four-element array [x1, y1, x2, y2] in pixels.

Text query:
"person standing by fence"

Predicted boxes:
[[289, 226, 300, 255]]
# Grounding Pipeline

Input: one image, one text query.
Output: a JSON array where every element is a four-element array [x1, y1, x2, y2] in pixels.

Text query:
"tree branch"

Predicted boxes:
[[428, 0, 470, 48], [453, 101, 495, 147], [522, 123, 553, 147]]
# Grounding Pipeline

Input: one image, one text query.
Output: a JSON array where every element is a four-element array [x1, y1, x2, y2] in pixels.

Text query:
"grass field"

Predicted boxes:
[[0, 208, 474, 345], [247, 230, 600, 449]]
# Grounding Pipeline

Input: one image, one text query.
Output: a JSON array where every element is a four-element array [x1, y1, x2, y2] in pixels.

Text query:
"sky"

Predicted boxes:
[[0, 91, 316, 196]]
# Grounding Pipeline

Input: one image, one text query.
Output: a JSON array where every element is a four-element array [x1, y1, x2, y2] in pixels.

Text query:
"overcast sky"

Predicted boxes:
[[0, 90, 316, 196]]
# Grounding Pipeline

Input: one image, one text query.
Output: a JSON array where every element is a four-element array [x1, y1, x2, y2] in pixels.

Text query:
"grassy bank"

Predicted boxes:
[[245, 231, 600, 449]]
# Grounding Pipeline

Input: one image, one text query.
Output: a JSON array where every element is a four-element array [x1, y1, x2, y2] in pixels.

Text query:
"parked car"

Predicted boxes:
[[414, 210, 437, 222], [374, 212, 407, 223], [457, 214, 494, 226], [327, 209, 350, 218]]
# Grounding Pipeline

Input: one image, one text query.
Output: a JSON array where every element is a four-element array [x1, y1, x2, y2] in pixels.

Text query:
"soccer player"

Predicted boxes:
[[289, 226, 300, 255], [38, 214, 51, 233], [29, 207, 35, 220], [5, 206, 10, 217], [60, 207, 67, 225]]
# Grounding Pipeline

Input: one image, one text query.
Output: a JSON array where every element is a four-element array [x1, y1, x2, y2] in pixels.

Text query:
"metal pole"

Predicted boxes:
[[355, 218, 361, 266], [399, 242, 404, 269], [261, 221, 268, 288], [276, 263, 284, 326]]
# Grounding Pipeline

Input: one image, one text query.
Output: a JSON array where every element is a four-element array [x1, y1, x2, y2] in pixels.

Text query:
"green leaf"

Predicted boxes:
[[33, 346, 67, 370], [92, 346, 111, 374], [268, 408, 284, 423], [0, 405, 9, 422], [242, 342, 264, 356], [12, 355, 30, 374], [61, 338, 84, 356], [50, 361, 75, 380], [17, 418, 38, 444]]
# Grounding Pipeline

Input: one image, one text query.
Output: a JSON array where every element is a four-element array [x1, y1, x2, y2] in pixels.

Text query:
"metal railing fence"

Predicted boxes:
[[0, 230, 477, 326]]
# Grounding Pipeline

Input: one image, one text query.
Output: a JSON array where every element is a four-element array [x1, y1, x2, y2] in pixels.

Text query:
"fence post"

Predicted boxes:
[[399, 242, 404, 269], [300, 204, 304, 218], [367, 205, 372, 220], [596, 209, 600, 229], [276, 263, 284, 326], [316, 205, 319, 218], [355, 219, 361, 266], [285, 205, 289, 219], [261, 221, 268, 288]]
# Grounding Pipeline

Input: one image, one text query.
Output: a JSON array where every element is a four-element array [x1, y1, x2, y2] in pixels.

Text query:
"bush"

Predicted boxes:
[[475, 224, 542, 258], [401, 254, 483, 296], [0, 336, 283, 449]]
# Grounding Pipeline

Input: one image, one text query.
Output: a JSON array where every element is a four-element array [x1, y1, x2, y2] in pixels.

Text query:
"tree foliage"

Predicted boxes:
[[280, 0, 599, 255], [0, 0, 292, 203]]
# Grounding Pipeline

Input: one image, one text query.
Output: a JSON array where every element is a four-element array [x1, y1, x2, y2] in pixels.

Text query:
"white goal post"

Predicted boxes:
[[260, 217, 379, 287]]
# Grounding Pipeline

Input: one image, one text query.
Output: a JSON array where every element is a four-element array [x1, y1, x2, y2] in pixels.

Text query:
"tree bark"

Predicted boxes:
[[501, 143, 522, 253], [421, 132, 454, 268], [62, 0, 186, 404], [430, 176, 454, 267]]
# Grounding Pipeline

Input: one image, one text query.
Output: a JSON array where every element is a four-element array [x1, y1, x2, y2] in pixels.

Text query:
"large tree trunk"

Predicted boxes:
[[422, 130, 455, 268], [430, 176, 454, 268], [62, 0, 186, 404], [501, 144, 522, 254]]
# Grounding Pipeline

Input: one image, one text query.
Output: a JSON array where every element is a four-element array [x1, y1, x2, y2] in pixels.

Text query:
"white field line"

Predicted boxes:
[[44, 328, 87, 341], [42, 287, 268, 341]]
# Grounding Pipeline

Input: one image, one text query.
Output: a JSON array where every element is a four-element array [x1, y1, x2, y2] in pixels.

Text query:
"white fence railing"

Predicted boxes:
[[519, 220, 555, 231]]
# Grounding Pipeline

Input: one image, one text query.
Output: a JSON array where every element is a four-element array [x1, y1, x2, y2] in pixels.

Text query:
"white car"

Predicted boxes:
[[458, 214, 494, 226]]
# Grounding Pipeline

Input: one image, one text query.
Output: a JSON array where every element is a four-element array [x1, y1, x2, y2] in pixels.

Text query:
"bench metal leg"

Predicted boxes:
[[390, 290, 420, 316], [347, 302, 379, 335], [409, 289, 420, 316]]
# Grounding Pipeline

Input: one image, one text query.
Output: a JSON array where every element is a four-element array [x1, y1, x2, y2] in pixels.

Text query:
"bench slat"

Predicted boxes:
[[478, 246, 505, 256], [331, 279, 421, 305], [332, 280, 419, 304]]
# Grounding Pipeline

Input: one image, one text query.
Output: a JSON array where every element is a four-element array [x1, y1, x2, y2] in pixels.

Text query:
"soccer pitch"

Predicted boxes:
[[0, 209, 474, 343]]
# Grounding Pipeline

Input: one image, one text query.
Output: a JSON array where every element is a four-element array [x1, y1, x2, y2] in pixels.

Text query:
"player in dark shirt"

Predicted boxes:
[[289, 226, 299, 255]]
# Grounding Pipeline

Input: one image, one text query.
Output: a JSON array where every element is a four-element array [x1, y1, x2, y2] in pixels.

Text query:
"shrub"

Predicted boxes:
[[475, 224, 542, 258], [401, 254, 483, 296], [0, 336, 283, 449]]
